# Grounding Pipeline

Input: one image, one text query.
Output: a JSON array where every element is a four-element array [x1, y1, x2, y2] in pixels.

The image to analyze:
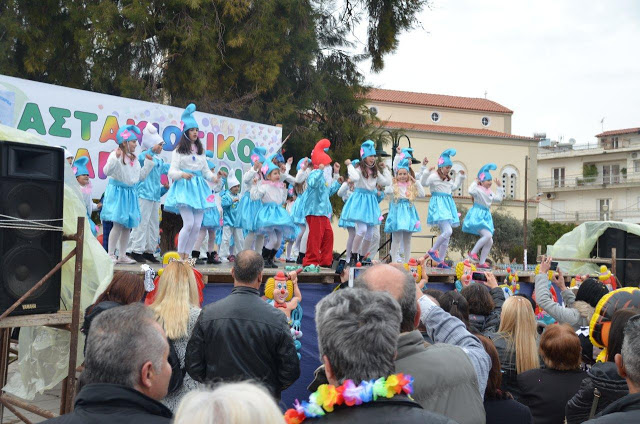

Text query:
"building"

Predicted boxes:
[[537, 127, 640, 224], [330, 88, 539, 261]]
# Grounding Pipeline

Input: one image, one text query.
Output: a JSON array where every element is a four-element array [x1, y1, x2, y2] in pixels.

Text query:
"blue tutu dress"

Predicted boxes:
[[340, 188, 381, 226], [164, 170, 214, 214], [100, 179, 141, 228], [385, 199, 421, 233], [427, 192, 460, 227], [462, 204, 493, 235], [291, 191, 308, 226], [238, 191, 263, 232], [254, 202, 296, 237], [202, 205, 222, 230]]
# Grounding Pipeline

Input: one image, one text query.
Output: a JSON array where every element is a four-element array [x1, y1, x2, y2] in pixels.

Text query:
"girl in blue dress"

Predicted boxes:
[[341, 140, 392, 264], [337, 164, 356, 265], [384, 158, 425, 263], [240, 147, 267, 251], [420, 148, 465, 268], [463, 163, 504, 268], [290, 158, 311, 263], [165, 104, 216, 259]]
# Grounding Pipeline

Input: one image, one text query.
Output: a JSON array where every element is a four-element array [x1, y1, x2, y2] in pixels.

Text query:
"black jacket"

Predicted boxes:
[[586, 392, 640, 423], [43, 383, 172, 424], [304, 395, 456, 424], [469, 287, 505, 336], [81, 301, 122, 336], [484, 398, 533, 424], [185, 286, 300, 399], [517, 368, 586, 424], [566, 361, 629, 424]]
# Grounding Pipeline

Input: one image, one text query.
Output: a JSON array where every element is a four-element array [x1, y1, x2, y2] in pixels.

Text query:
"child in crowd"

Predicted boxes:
[[340, 140, 391, 264], [421, 148, 465, 269], [240, 147, 267, 251], [219, 174, 244, 262], [385, 158, 425, 263], [251, 160, 295, 268], [129, 124, 169, 263], [100, 125, 151, 263], [463, 163, 504, 269], [72, 156, 100, 236], [192, 153, 225, 264]]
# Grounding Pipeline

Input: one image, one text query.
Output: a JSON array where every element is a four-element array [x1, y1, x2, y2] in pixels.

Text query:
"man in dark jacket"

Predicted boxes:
[[185, 250, 300, 399], [297, 288, 454, 423], [586, 315, 640, 423], [44, 303, 173, 423]]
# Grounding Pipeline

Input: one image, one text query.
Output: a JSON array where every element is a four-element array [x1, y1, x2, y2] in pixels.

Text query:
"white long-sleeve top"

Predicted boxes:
[[241, 168, 261, 196], [207, 177, 224, 214], [347, 164, 392, 191], [103, 150, 150, 186], [294, 167, 311, 184], [337, 182, 353, 202], [250, 180, 287, 204], [468, 181, 504, 207], [168, 149, 214, 182], [384, 181, 426, 200], [421, 170, 465, 195]]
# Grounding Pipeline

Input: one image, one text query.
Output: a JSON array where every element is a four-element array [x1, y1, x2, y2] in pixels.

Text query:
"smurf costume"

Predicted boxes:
[[240, 146, 267, 252], [201, 153, 223, 231], [463, 163, 504, 267], [72, 156, 98, 236], [219, 174, 245, 260]]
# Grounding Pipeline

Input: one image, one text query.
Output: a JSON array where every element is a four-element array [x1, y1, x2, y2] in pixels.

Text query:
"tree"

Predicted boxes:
[[526, 218, 575, 262]]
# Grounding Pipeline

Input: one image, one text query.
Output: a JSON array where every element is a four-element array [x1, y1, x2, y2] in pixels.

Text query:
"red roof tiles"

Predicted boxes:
[[382, 120, 535, 141], [366, 88, 513, 114], [596, 127, 640, 138]]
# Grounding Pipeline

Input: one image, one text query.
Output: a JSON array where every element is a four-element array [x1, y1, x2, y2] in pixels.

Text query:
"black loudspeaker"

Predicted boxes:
[[592, 228, 640, 288], [0, 141, 64, 315]]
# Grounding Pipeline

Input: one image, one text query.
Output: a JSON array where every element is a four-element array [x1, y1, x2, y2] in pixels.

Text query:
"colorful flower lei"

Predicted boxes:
[[284, 373, 413, 424]]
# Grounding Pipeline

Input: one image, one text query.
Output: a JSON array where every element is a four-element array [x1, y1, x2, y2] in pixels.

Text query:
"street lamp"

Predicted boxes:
[[380, 129, 420, 165], [375, 138, 390, 158]]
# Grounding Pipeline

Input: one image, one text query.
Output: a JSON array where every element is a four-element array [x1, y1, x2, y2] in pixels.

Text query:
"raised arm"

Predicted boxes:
[[347, 164, 361, 182], [250, 181, 266, 201], [415, 180, 426, 197], [337, 182, 350, 199], [534, 259, 581, 327], [376, 165, 392, 187], [102, 151, 120, 177], [451, 172, 466, 192]]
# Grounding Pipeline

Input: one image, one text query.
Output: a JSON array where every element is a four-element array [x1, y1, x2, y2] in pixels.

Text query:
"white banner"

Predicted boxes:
[[0, 74, 283, 195]]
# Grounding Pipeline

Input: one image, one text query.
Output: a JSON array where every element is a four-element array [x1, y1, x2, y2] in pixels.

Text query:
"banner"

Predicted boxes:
[[0, 74, 283, 195]]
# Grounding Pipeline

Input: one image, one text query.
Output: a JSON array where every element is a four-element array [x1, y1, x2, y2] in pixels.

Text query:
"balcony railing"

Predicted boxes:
[[538, 140, 634, 156], [538, 209, 640, 223], [538, 172, 639, 190]]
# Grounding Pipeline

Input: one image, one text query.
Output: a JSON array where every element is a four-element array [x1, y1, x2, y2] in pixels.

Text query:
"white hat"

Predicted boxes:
[[142, 124, 164, 150], [227, 174, 240, 189], [64, 148, 74, 159]]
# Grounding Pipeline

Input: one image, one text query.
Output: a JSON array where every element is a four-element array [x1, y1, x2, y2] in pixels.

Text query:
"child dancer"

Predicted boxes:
[[193, 153, 225, 264], [421, 148, 465, 268], [101, 125, 150, 263], [283, 188, 298, 262], [240, 147, 267, 251], [463, 163, 504, 269], [219, 174, 244, 262], [337, 169, 356, 265], [165, 103, 215, 260], [129, 124, 169, 263], [341, 140, 391, 264], [290, 158, 311, 264], [385, 158, 425, 263], [72, 156, 100, 236], [251, 160, 295, 268]]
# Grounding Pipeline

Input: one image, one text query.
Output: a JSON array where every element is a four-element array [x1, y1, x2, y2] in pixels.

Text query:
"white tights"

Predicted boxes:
[[108, 223, 131, 258], [296, 224, 309, 254], [244, 231, 265, 252], [265, 228, 283, 250], [431, 221, 453, 261], [194, 227, 217, 253], [471, 229, 493, 264], [353, 222, 375, 257], [345, 227, 356, 257], [391, 231, 413, 263], [178, 207, 204, 255]]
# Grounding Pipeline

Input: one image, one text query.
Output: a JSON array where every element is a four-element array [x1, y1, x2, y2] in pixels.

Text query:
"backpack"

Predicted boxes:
[[167, 339, 185, 394]]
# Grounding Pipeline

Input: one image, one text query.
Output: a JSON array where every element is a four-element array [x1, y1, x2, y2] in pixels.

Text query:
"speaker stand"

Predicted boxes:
[[0, 217, 85, 422]]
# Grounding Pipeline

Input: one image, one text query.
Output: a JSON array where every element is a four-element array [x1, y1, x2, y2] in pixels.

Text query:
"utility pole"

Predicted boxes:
[[523, 155, 529, 269]]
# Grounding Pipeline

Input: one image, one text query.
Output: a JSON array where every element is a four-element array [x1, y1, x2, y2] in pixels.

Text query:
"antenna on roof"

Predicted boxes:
[[600, 117, 605, 133], [484, 90, 488, 99]]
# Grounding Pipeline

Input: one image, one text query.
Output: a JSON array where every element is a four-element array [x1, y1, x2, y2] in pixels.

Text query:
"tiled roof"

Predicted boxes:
[[366, 88, 513, 114], [382, 120, 536, 141], [596, 127, 640, 138]]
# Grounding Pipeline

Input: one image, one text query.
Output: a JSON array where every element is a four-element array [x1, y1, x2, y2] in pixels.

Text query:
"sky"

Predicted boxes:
[[356, 0, 640, 145]]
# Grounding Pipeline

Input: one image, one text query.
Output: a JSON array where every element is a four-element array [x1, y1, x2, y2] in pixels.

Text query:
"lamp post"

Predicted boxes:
[[380, 129, 421, 166]]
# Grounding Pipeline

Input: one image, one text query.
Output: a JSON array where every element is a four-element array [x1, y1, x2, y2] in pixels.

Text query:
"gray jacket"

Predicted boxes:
[[534, 274, 594, 330], [395, 330, 486, 424]]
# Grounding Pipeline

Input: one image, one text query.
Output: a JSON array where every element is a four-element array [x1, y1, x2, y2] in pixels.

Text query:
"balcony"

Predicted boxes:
[[538, 172, 640, 191], [538, 209, 640, 223]]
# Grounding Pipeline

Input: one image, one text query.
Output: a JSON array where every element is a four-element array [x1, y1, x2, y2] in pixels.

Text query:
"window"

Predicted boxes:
[[599, 199, 611, 221], [501, 166, 519, 199], [431, 112, 440, 123], [369, 106, 378, 116], [481, 116, 490, 127], [612, 137, 619, 149], [602, 164, 620, 184], [634, 160, 640, 173], [552, 167, 565, 187], [450, 162, 467, 196]]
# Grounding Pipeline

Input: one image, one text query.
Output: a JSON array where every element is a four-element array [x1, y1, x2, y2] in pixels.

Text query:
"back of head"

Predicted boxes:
[[423, 289, 444, 305], [498, 296, 540, 374], [233, 250, 264, 285], [576, 278, 609, 308], [539, 324, 581, 370], [461, 284, 495, 316], [81, 303, 167, 388], [607, 308, 640, 362], [477, 335, 509, 400], [440, 290, 471, 328], [622, 314, 640, 387], [89, 271, 145, 313], [173, 382, 284, 424], [151, 261, 200, 339], [315, 288, 401, 384]]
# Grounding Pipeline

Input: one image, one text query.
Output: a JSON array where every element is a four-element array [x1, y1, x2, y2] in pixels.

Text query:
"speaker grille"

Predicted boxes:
[[4, 183, 55, 238], [3, 246, 54, 299]]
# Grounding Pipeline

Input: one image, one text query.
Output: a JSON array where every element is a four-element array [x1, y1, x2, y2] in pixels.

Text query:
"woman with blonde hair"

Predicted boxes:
[[150, 260, 201, 411], [173, 382, 285, 424], [488, 295, 540, 399]]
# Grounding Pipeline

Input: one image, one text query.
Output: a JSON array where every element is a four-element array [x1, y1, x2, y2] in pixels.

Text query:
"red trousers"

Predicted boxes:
[[303, 215, 334, 267]]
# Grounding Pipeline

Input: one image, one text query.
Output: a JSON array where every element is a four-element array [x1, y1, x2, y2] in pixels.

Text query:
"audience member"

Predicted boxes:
[[517, 324, 586, 424], [488, 296, 541, 399], [478, 335, 533, 424], [44, 303, 172, 423], [566, 308, 637, 423], [185, 250, 300, 399], [173, 382, 285, 424], [439, 290, 473, 331], [150, 261, 202, 411], [423, 288, 444, 305], [355, 265, 485, 424], [585, 313, 640, 423], [462, 274, 505, 336], [536, 256, 608, 330], [291, 288, 454, 423]]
